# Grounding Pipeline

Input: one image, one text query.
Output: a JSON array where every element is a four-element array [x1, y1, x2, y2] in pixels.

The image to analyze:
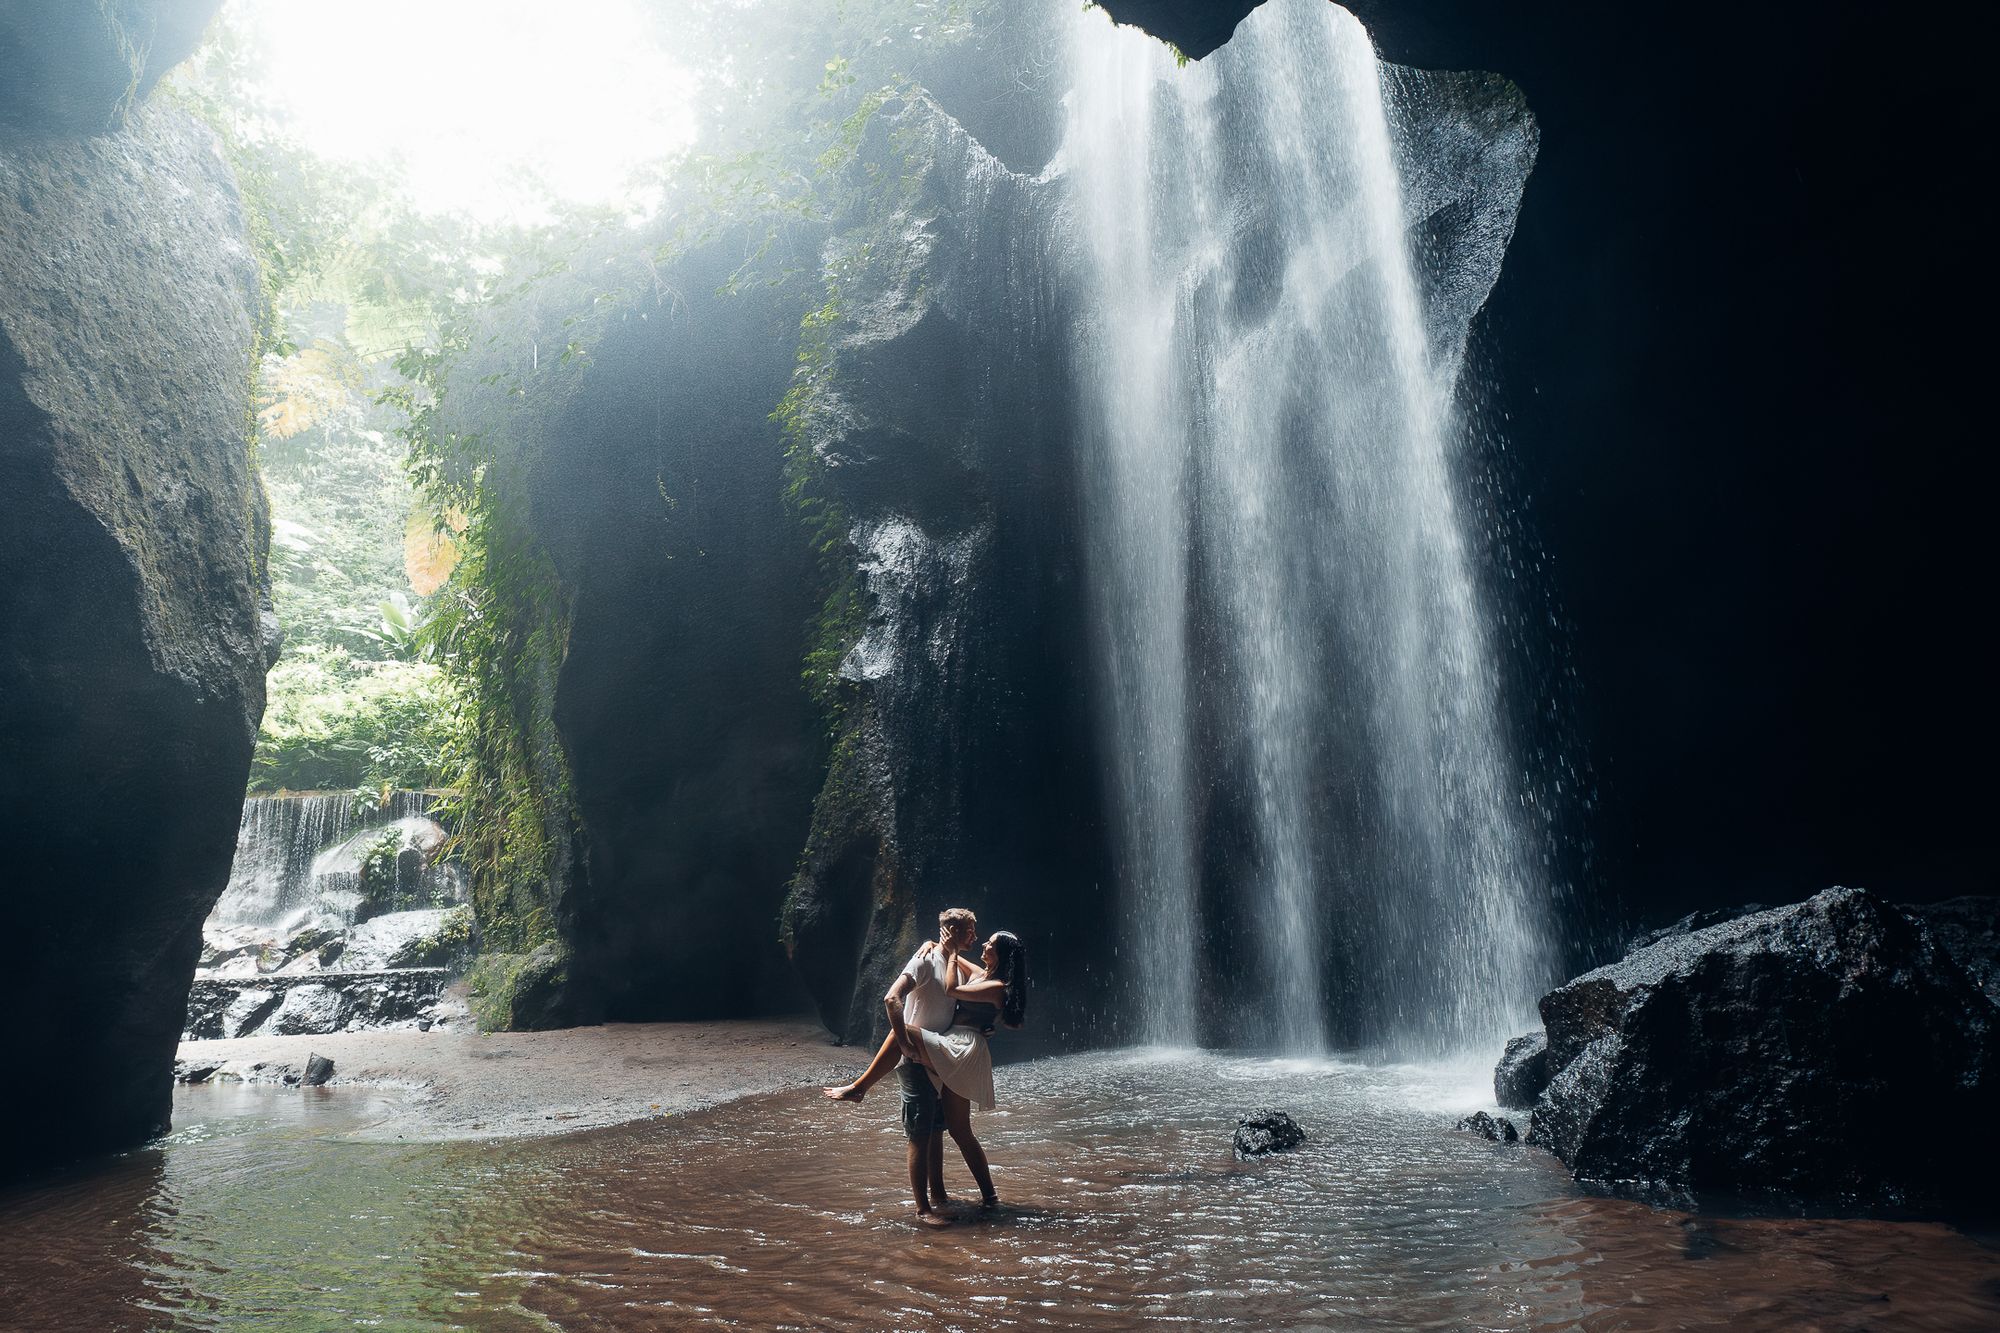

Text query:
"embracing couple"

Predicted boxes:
[[823, 908, 1028, 1227]]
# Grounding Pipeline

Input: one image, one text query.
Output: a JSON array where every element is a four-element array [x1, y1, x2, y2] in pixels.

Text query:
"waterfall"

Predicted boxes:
[[209, 790, 453, 932], [1063, 0, 1553, 1055]]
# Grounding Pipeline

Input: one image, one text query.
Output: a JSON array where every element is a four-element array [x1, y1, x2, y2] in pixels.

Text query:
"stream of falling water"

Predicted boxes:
[[1066, 0, 1552, 1055]]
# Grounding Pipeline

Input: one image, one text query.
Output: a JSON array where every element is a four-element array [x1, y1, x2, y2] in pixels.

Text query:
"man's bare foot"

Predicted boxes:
[[928, 1192, 952, 1211], [821, 1084, 864, 1102], [915, 1210, 953, 1229]]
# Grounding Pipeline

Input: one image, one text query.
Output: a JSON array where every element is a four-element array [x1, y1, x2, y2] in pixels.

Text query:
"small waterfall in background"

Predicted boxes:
[[190, 790, 471, 1040], [1064, 0, 1553, 1056], [210, 789, 455, 932]]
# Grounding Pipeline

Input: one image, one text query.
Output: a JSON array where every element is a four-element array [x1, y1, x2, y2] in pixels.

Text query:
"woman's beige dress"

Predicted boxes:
[[917, 1008, 996, 1110]]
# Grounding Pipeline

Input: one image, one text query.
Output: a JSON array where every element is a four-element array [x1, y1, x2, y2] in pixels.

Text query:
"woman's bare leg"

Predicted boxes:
[[940, 1087, 997, 1206], [822, 1030, 903, 1102]]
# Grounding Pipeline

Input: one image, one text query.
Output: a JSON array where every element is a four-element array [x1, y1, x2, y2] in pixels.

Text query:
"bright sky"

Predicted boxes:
[[239, 0, 698, 222]]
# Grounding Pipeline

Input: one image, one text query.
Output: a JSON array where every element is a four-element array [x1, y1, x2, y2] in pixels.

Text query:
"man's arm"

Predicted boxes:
[[884, 972, 914, 1053]]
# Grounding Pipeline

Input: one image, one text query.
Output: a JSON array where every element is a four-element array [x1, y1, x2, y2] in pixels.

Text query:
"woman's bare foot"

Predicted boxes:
[[915, 1210, 953, 1229], [821, 1084, 864, 1102], [980, 1191, 1000, 1211]]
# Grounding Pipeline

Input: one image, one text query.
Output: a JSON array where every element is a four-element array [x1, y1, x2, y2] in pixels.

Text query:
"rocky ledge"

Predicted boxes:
[[185, 970, 461, 1040], [1496, 887, 1998, 1211]]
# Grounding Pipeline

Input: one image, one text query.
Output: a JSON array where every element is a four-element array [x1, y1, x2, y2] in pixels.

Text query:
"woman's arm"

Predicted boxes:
[[950, 954, 987, 985], [947, 976, 1006, 1003]]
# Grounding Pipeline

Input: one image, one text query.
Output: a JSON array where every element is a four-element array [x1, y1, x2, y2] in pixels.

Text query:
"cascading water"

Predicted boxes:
[[209, 790, 459, 932], [1064, 0, 1553, 1055]]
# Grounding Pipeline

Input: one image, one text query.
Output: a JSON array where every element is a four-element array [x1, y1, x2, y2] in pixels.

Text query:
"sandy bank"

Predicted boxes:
[[176, 1017, 862, 1142]]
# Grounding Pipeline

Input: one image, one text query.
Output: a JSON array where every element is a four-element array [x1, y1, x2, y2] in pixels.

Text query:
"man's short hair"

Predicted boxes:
[[939, 907, 978, 935]]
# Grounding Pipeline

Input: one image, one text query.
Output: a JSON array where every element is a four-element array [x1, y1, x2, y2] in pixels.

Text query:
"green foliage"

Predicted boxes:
[[249, 645, 453, 792], [388, 296, 579, 957], [357, 828, 403, 892]]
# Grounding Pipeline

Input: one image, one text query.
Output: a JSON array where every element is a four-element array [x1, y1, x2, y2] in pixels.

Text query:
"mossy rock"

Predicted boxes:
[[387, 904, 474, 971], [466, 942, 571, 1032]]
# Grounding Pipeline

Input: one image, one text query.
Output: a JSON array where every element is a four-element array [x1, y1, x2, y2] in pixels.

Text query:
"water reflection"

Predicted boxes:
[[2, 1056, 1995, 1330]]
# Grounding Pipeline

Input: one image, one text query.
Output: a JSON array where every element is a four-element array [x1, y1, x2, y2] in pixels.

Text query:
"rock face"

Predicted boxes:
[[518, 239, 824, 1023], [0, 0, 223, 139], [1493, 1030, 1550, 1109], [0, 88, 261, 1178], [1905, 897, 2000, 1006], [774, 90, 1111, 1042], [1526, 887, 1999, 1209]]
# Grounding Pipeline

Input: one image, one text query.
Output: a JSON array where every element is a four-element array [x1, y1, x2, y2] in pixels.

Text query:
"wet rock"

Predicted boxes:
[[301, 1053, 334, 1087], [1627, 904, 1770, 954], [340, 907, 471, 972], [311, 816, 460, 923], [182, 970, 450, 1039], [1233, 1108, 1306, 1158], [270, 984, 350, 1036], [467, 944, 572, 1033], [1455, 1111, 1519, 1143], [1527, 886, 1999, 1209], [1493, 1030, 1550, 1109], [183, 984, 283, 1041], [2, 89, 263, 1180], [1905, 897, 2000, 1007], [173, 1060, 221, 1085]]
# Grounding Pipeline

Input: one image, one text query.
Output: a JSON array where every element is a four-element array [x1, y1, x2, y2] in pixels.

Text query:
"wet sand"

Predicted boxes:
[[175, 1016, 861, 1142]]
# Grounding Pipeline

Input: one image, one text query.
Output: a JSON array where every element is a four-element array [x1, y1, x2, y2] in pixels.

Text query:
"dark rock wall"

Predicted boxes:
[[527, 245, 826, 1020], [777, 95, 1114, 1044], [0, 96, 263, 1174]]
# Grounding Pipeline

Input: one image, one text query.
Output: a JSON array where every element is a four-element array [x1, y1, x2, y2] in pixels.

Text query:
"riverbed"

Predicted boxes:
[[2, 1049, 1995, 1330]]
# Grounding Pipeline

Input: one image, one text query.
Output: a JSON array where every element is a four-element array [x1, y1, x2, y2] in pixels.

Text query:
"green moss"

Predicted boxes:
[[393, 904, 474, 970], [466, 943, 569, 1033]]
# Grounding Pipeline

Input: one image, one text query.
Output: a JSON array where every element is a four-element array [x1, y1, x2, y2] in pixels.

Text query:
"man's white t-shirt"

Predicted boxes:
[[901, 945, 955, 1034]]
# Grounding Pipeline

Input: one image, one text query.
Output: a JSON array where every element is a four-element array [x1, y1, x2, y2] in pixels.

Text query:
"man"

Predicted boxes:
[[883, 907, 978, 1228]]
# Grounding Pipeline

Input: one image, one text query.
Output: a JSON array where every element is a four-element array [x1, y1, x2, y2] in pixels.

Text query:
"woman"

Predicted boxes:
[[904, 931, 1027, 1210]]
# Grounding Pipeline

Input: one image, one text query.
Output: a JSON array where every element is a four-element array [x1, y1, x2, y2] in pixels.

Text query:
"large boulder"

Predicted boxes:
[[0, 95, 263, 1178], [1526, 887, 1999, 1209]]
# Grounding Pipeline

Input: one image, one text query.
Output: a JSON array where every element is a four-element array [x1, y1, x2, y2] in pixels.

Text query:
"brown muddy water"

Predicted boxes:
[[1, 1051, 1996, 1331]]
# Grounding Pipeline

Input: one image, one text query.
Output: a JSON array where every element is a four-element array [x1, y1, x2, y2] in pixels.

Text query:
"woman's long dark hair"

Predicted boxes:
[[990, 931, 1027, 1029]]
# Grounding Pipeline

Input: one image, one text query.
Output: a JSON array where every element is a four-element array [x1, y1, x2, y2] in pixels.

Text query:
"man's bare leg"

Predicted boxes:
[[927, 1129, 950, 1210], [822, 1030, 902, 1102], [909, 1138, 951, 1227], [941, 1088, 998, 1207]]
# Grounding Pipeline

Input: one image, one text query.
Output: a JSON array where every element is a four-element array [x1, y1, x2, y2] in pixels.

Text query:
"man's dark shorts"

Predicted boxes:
[[897, 1060, 943, 1142]]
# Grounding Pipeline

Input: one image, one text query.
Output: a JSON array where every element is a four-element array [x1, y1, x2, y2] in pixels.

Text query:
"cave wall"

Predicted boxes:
[[0, 0, 222, 138], [0, 79, 265, 1174], [523, 245, 828, 1021], [774, 93, 1116, 1045]]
